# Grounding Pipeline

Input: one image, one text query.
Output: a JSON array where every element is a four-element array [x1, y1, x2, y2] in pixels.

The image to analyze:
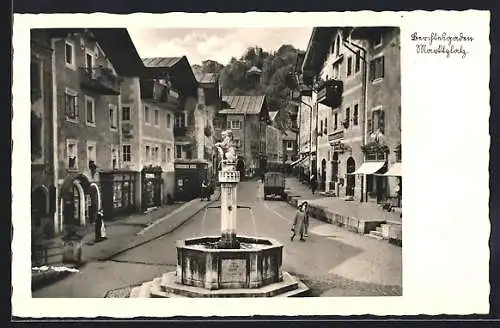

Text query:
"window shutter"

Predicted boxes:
[[75, 94, 80, 118], [369, 61, 375, 81], [379, 110, 385, 134], [381, 56, 385, 78]]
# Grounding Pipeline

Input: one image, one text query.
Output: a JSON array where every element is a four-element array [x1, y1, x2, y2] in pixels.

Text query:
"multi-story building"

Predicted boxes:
[[350, 27, 402, 205], [138, 57, 201, 202], [297, 27, 401, 205], [45, 28, 144, 233], [31, 30, 57, 237], [265, 124, 283, 171], [216, 95, 270, 177]]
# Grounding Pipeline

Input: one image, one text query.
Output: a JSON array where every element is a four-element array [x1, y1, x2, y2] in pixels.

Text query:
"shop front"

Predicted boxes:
[[174, 160, 209, 201], [100, 170, 138, 220], [59, 174, 93, 229], [141, 166, 163, 211]]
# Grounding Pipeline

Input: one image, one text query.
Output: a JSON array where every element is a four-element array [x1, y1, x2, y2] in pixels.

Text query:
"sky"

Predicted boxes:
[[128, 28, 313, 66]]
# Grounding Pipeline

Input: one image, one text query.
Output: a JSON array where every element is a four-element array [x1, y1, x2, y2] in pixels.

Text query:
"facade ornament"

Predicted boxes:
[[214, 129, 237, 171]]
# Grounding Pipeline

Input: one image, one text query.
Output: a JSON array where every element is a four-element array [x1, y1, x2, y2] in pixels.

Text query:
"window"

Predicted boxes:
[[214, 118, 225, 130], [153, 146, 160, 163], [86, 141, 96, 167], [85, 96, 95, 126], [320, 120, 323, 135], [167, 147, 172, 162], [324, 118, 328, 133], [166, 113, 171, 128], [145, 145, 151, 163], [370, 56, 385, 81], [230, 120, 242, 129], [334, 112, 338, 131], [144, 106, 150, 124], [286, 140, 294, 150], [122, 106, 131, 121], [64, 41, 75, 69], [85, 51, 93, 70], [176, 145, 191, 159], [353, 104, 359, 126], [111, 146, 118, 169], [161, 145, 167, 163], [175, 111, 187, 127], [374, 33, 383, 48], [66, 140, 78, 170], [176, 145, 182, 159], [355, 51, 361, 73], [122, 145, 131, 163], [345, 107, 350, 129], [109, 104, 118, 129], [64, 88, 79, 121], [368, 109, 385, 134], [347, 56, 353, 77], [336, 35, 341, 57], [154, 109, 160, 126], [332, 63, 340, 80]]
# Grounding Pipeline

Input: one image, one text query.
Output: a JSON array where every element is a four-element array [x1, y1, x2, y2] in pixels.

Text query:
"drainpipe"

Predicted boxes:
[[50, 38, 60, 234], [343, 33, 368, 202]]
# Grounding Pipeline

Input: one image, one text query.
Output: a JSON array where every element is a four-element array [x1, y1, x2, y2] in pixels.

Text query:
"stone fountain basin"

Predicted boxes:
[[175, 236, 283, 290]]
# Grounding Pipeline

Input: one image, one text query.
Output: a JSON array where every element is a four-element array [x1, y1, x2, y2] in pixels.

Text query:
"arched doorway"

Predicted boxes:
[[321, 159, 327, 191], [346, 157, 356, 197], [89, 183, 101, 224], [60, 175, 92, 229]]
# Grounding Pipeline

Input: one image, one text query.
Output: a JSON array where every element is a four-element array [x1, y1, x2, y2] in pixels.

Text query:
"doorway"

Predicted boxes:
[[346, 157, 356, 197], [321, 159, 327, 191]]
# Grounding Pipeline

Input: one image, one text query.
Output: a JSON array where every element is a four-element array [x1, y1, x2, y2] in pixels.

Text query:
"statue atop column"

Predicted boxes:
[[214, 129, 237, 171]]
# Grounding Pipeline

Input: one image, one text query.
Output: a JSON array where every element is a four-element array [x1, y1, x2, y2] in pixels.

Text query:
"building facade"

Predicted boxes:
[[45, 28, 144, 233], [216, 95, 270, 177], [297, 27, 401, 205], [31, 30, 57, 237], [266, 124, 283, 171]]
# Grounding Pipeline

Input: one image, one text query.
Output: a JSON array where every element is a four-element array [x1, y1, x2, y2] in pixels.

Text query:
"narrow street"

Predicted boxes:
[[33, 180, 402, 298]]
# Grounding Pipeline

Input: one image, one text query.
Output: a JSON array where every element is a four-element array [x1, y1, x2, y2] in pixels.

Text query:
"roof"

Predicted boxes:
[[141, 56, 198, 96], [142, 57, 183, 68], [219, 95, 266, 115], [194, 72, 218, 85], [302, 27, 338, 73], [269, 111, 279, 122]]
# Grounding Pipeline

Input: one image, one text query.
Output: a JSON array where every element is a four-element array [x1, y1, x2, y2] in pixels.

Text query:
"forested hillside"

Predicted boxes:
[[192, 45, 302, 129]]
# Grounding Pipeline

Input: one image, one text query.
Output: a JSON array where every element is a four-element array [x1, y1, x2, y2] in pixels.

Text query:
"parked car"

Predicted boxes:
[[263, 172, 286, 200]]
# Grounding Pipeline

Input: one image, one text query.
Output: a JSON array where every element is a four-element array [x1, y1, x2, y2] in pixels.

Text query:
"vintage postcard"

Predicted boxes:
[[12, 10, 490, 317]]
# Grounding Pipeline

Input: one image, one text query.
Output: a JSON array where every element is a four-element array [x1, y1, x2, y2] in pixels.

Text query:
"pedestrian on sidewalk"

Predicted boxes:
[[291, 201, 308, 242], [310, 174, 317, 195], [201, 179, 208, 201], [303, 202, 310, 237], [94, 210, 107, 242]]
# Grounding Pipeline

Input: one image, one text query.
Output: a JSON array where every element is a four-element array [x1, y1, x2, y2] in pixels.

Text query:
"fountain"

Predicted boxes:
[[129, 129, 309, 298]]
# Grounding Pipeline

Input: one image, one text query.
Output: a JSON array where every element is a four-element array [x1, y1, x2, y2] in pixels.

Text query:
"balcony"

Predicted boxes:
[[174, 126, 187, 137], [122, 122, 134, 139], [328, 130, 344, 144], [140, 80, 182, 108], [316, 79, 343, 108], [79, 67, 121, 95]]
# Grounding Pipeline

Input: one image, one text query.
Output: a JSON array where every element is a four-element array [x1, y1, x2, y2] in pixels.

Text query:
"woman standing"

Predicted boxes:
[[291, 201, 308, 242]]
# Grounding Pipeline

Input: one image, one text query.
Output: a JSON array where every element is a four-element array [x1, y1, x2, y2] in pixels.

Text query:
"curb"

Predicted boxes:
[[284, 194, 402, 246], [101, 190, 222, 261]]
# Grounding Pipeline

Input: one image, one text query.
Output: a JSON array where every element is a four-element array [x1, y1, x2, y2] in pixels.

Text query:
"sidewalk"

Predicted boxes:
[[32, 189, 221, 291], [284, 177, 402, 244]]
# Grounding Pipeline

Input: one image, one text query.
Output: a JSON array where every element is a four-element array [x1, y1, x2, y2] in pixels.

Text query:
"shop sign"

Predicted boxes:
[[145, 173, 155, 179]]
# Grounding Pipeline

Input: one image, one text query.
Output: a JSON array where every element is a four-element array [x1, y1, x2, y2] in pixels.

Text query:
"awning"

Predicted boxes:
[[383, 162, 402, 177], [290, 155, 309, 167], [351, 161, 386, 175]]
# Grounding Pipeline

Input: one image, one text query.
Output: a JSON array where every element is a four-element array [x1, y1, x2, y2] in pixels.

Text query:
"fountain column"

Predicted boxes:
[[218, 161, 240, 249]]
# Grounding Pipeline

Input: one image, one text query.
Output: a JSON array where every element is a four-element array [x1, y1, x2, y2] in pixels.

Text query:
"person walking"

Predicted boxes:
[[291, 201, 308, 242], [94, 210, 107, 242], [303, 202, 310, 237], [201, 179, 208, 201], [310, 174, 317, 195]]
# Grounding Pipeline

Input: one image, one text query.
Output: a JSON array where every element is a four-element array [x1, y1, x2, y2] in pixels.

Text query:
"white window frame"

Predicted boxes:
[[154, 109, 160, 127], [286, 140, 294, 151], [109, 103, 118, 131], [84, 95, 96, 127], [230, 120, 242, 130], [111, 145, 119, 169], [86, 141, 97, 167], [374, 33, 383, 49], [371, 53, 385, 84], [64, 40, 76, 70], [64, 87, 79, 123], [121, 105, 131, 122], [175, 111, 188, 127], [346, 55, 353, 79], [66, 139, 78, 170], [122, 144, 132, 163], [145, 144, 151, 164], [144, 105, 151, 125]]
